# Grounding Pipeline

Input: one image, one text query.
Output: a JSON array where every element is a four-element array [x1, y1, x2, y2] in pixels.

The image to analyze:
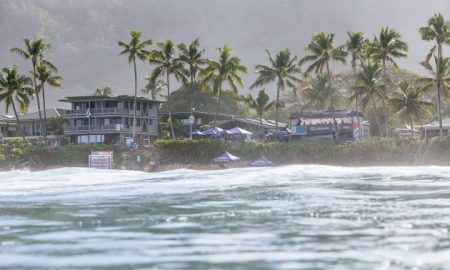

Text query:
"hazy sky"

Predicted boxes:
[[1, 0, 450, 111]]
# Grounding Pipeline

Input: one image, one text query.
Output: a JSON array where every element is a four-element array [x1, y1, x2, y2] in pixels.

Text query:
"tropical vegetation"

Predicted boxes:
[[2, 12, 450, 148], [200, 45, 247, 127], [118, 30, 152, 138], [94, 86, 114, 96], [34, 61, 63, 145], [148, 39, 187, 139], [251, 49, 300, 129], [0, 66, 33, 139]]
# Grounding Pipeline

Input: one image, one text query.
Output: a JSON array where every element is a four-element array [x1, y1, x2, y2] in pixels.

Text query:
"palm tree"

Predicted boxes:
[[366, 27, 408, 136], [149, 39, 187, 139], [389, 80, 432, 137], [118, 30, 152, 138], [346, 31, 367, 139], [10, 38, 54, 137], [34, 61, 63, 145], [302, 73, 338, 111], [200, 45, 247, 127], [300, 32, 347, 75], [300, 32, 347, 125], [243, 89, 275, 138], [251, 49, 300, 130], [177, 39, 206, 112], [94, 86, 113, 96], [351, 60, 385, 136], [141, 77, 167, 100], [0, 66, 33, 139], [419, 13, 450, 136], [420, 13, 450, 61], [418, 56, 450, 136]]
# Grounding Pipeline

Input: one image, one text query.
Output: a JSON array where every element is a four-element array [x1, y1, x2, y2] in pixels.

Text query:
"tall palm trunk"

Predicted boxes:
[[275, 83, 280, 130], [410, 116, 414, 138], [437, 43, 444, 136], [189, 67, 195, 135], [166, 72, 175, 139], [259, 115, 264, 140], [352, 63, 362, 140], [132, 58, 138, 138], [371, 95, 382, 136], [190, 66, 195, 114], [32, 62, 44, 140], [41, 83, 48, 146], [11, 100, 24, 140], [326, 63, 337, 135], [213, 85, 222, 128], [382, 59, 389, 137]]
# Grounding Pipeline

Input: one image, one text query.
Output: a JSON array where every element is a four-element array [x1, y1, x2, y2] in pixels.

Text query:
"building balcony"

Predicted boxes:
[[64, 108, 142, 117], [64, 124, 139, 134]]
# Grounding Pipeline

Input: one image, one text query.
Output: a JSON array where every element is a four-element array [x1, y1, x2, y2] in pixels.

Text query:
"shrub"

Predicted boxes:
[[154, 139, 227, 163]]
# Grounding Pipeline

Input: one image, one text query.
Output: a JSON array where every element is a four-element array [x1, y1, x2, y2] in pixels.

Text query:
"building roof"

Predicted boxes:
[[0, 115, 14, 122], [1, 108, 66, 123], [420, 118, 450, 130], [59, 95, 164, 103], [289, 109, 363, 120], [161, 111, 284, 129], [160, 111, 235, 120], [221, 117, 286, 129]]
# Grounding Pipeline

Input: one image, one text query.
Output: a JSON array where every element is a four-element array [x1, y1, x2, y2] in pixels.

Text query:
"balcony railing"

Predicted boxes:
[[63, 124, 154, 135], [65, 124, 129, 133], [64, 108, 142, 116]]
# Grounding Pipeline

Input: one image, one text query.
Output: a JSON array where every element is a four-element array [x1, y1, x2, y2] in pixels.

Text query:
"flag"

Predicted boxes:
[[85, 108, 91, 118]]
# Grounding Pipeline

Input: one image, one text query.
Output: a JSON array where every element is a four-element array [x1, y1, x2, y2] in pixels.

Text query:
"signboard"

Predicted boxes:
[[307, 124, 332, 135], [294, 125, 307, 135], [340, 123, 353, 132], [89, 151, 113, 169]]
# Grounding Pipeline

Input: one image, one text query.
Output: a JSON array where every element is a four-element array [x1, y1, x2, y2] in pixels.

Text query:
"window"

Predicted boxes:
[[104, 118, 110, 125], [106, 101, 117, 108], [77, 134, 104, 144], [149, 119, 153, 126]]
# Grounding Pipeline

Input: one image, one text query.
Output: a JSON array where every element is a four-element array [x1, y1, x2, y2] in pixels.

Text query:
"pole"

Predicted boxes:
[[88, 115, 91, 145], [189, 118, 193, 140]]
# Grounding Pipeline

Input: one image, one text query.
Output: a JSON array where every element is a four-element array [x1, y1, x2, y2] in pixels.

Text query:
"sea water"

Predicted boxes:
[[1, 165, 450, 269]]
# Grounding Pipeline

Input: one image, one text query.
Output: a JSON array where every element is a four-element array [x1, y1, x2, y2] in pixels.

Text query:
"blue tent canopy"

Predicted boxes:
[[212, 151, 241, 163], [203, 127, 225, 136], [251, 155, 273, 166]]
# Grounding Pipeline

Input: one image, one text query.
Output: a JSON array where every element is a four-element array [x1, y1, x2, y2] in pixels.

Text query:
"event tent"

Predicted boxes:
[[212, 151, 241, 163], [227, 127, 253, 135], [251, 155, 274, 166]]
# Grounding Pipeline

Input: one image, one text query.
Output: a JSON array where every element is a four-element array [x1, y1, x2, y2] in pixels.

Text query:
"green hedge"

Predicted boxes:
[[0, 137, 439, 169], [0, 139, 120, 168], [154, 138, 422, 166], [154, 139, 227, 163]]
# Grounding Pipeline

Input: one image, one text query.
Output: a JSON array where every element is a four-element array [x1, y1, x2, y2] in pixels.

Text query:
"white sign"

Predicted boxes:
[[89, 151, 113, 169]]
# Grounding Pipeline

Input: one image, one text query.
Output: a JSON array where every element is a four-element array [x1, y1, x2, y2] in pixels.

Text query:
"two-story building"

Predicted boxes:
[[0, 108, 67, 143], [60, 95, 162, 144]]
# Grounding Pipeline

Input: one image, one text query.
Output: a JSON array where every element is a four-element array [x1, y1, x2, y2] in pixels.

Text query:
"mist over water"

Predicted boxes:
[[1, 166, 450, 269]]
